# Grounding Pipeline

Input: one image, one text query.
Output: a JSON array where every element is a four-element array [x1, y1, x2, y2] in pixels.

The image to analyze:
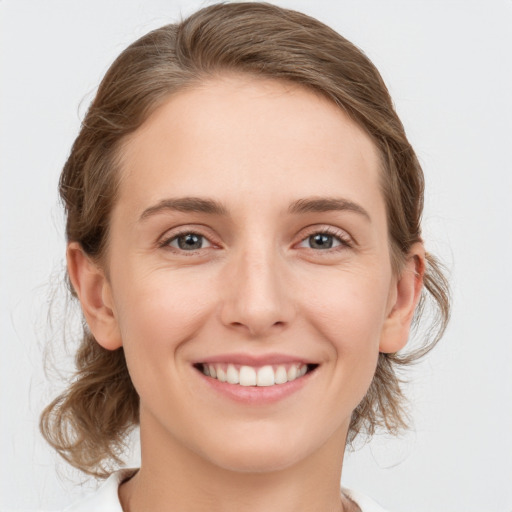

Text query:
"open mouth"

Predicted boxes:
[[194, 362, 319, 387]]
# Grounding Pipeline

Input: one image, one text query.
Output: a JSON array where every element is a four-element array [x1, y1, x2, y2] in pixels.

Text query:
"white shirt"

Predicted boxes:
[[63, 469, 389, 512]]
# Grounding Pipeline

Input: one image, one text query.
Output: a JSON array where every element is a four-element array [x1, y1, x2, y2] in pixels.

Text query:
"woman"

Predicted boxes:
[[40, 3, 449, 511]]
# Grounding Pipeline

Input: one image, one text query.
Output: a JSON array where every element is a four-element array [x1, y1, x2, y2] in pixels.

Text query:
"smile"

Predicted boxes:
[[195, 363, 317, 387]]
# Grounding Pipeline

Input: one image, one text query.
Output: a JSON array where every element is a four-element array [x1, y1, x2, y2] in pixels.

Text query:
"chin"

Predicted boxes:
[[195, 428, 318, 474], [208, 447, 304, 474]]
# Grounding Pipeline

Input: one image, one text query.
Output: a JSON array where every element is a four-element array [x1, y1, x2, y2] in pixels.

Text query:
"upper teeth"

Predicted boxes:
[[201, 363, 308, 386]]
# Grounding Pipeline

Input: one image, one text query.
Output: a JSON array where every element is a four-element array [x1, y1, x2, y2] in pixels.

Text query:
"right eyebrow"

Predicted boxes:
[[139, 197, 228, 221]]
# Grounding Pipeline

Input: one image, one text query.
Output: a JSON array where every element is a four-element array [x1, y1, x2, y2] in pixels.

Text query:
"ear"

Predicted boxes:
[[379, 243, 425, 354], [67, 242, 122, 350]]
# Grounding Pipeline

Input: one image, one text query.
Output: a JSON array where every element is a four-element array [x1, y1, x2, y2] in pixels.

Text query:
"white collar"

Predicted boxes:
[[64, 469, 136, 511]]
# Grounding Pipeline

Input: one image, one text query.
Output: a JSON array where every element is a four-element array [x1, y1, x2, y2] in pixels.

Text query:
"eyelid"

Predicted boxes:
[[157, 225, 220, 251], [296, 225, 354, 250]]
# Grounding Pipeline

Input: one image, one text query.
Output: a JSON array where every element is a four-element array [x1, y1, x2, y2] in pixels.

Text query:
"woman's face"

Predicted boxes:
[[93, 75, 412, 472]]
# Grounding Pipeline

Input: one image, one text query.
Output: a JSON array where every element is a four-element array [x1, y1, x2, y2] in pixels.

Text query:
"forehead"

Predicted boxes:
[[116, 75, 383, 218]]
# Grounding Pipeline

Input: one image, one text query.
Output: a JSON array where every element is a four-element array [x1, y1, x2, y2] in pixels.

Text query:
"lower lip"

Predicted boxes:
[[195, 367, 315, 404]]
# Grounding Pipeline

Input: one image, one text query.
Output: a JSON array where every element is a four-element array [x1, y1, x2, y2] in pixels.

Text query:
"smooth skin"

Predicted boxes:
[[68, 75, 424, 512]]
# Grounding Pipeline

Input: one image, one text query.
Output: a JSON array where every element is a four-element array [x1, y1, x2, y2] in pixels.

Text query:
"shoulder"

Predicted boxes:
[[343, 487, 391, 512], [61, 469, 136, 512]]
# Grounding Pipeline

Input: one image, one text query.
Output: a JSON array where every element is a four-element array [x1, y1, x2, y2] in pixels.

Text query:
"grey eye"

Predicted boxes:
[[296, 229, 349, 251], [308, 233, 335, 249], [169, 233, 211, 251]]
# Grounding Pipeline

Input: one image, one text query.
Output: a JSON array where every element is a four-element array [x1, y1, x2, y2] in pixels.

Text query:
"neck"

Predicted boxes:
[[119, 410, 350, 512]]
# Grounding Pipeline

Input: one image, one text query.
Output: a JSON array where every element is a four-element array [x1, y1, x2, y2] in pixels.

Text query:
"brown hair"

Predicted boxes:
[[41, 2, 450, 477]]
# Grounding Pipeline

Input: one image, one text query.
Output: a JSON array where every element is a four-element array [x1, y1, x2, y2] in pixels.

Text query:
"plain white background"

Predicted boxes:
[[1, 1, 511, 510]]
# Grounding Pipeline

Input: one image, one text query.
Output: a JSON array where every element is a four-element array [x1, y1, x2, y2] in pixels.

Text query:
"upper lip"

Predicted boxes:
[[194, 353, 318, 366]]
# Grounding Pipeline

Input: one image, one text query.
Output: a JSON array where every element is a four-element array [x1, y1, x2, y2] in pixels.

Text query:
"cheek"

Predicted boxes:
[[112, 270, 214, 366], [109, 269, 220, 416], [301, 268, 391, 400], [303, 268, 391, 349]]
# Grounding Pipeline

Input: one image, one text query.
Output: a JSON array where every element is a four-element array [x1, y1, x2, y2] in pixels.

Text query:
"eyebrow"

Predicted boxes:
[[139, 196, 371, 222], [140, 197, 229, 220], [288, 197, 370, 220]]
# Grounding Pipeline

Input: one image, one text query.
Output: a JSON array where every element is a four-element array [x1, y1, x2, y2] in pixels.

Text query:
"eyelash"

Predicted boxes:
[[297, 227, 352, 252], [159, 226, 353, 255]]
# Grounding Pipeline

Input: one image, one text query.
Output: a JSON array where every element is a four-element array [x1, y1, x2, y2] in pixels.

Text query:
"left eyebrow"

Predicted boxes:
[[287, 197, 371, 221]]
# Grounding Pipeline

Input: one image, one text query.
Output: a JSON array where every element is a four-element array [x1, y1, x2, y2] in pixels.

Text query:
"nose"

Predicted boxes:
[[219, 244, 295, 338]]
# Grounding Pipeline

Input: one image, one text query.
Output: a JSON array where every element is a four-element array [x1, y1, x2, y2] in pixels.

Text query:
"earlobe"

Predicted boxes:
[[67, 242, 122, 350], [379, 244, 425, 354]]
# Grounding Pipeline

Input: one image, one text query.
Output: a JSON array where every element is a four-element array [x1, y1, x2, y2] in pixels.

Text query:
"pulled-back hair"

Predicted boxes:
[[41, 2, 450, 477]]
